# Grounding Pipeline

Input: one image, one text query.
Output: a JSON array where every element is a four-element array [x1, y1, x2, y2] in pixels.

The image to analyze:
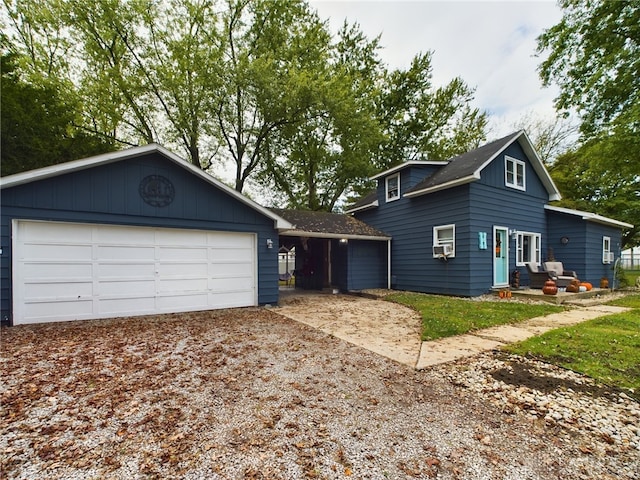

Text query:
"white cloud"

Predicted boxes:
[[310, 0, 565, 136]]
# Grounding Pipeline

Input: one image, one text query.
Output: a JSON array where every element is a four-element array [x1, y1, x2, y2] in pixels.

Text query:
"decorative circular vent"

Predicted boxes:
[[139, 175, 175, 207]]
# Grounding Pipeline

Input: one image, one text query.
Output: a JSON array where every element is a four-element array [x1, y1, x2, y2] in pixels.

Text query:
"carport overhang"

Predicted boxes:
[[279, 230, 393, 290]]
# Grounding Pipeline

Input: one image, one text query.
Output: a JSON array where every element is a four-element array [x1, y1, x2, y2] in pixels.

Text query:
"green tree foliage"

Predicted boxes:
[[2, 0, 488, 204], [537, 0, 639, 247], [257, 22, 384, 211], [376, 52, 487, 168], [509, 112, 578, 166], [549, 104, 639, 248], [216, 0, 330, 192], [537, 0, 640, 136], [0, 51, 113, 176]]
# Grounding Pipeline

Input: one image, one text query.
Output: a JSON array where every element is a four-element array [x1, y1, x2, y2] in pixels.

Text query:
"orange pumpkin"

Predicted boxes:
[[543, 279, 558, 295], [580, 282, 592, 291], [566, 279, 581, 293]]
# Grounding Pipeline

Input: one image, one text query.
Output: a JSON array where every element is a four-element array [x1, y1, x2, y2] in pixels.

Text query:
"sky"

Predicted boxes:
[[309, 0, 564, 138]]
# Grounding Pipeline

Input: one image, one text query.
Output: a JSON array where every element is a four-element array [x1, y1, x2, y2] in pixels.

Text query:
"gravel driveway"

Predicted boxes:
[[1, 307, 638, 479]]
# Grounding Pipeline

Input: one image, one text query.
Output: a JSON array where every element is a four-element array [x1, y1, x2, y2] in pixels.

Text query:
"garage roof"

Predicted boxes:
[[272, 208, 391, 241], [0, 144, 293, 230]]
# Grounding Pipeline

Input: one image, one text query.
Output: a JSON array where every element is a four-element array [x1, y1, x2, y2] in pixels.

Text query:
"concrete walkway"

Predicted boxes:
[[276, 292, 630, 370], [415, 304, 630, 369]]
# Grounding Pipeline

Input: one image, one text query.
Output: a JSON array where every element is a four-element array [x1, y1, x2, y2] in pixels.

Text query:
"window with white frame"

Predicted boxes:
[[433, 224, 455, 257], [602, 236, 613, 264], [516, 232, 541, 266], [386, 173, 400, 202], [505, 156, 525, 190]]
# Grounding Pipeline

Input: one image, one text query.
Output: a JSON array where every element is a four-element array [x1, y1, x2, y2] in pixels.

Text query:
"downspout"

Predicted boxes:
[[387, 239, 392, 289]]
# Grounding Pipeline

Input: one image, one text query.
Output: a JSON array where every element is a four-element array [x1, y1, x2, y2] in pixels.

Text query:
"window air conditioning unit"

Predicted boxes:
[[433, 244, 453, 257], [604, 252, 614, 264]]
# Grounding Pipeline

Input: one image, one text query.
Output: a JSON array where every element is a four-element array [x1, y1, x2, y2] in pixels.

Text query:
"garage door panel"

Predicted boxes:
[[97, 245, 156, 260], [98, 296, 157, 315], [25, 299, 94, 321], [211, 262, 253, 277], [158, 262, 208, 277], [209, 291, 254, 308], [99, 279, 156, 296], [209, 248, 252, 262], [158, 277, 208, 293], [96, 226, 155, 244], [23, 221, 93, 242], [21, 243, 92, 260], [209, 276, 253, 291], [156, 293, 209, 310], [159, 246, 208, 261], [208, 232, 252, 247], [23, 262, 92, 279], [24, 281, 93, 299], [157, 228, 208, 244], [98, 263, 155, 277], [14, 220, 257, 324]]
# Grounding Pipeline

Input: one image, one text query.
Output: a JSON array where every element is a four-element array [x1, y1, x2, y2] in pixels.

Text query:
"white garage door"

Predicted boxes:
[[12, 220, 257, 324]]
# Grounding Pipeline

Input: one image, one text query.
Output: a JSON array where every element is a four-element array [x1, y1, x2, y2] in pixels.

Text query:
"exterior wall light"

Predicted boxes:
[[266, 239, 273, 249]]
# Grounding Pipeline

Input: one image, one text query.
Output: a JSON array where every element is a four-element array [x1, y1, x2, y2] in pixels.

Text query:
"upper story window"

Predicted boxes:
[[516, 231, 541, 266], [386, 173, 400, 202], [505, 156, 525, 191], [602, 236, 613, 264], [433, 224, 455, 257]]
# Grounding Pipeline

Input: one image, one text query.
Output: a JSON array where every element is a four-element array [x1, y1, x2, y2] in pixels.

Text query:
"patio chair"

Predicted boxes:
[[525, 263, 552, 289], [279, 271, 293, 286], [542, 261, 578, 288]]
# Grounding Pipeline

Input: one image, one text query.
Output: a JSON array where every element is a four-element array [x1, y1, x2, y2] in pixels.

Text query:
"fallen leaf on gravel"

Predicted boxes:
[[579, 445, 594, 454]]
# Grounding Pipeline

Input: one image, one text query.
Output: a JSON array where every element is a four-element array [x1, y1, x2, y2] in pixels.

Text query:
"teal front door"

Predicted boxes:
[[494, 226, 509, 286]]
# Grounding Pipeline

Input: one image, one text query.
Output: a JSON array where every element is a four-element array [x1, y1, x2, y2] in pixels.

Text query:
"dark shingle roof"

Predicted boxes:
[[406, 131, 521, 195], [345, 190, 378, 212], [272, 208, 390, 239]]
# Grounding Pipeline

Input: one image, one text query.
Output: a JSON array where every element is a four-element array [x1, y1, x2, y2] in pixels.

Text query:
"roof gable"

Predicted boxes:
[[0, 144, 292, 230], [405, 130, 561, 201]]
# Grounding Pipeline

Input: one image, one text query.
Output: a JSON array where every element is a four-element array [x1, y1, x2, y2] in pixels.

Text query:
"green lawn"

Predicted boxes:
[[622, 269, 640, 289], [505, 294, 640, 397], [386, 292, 566, 341]]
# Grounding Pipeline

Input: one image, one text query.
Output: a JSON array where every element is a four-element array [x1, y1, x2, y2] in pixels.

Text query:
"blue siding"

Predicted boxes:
[[357, 147, 555, 296], [403, 165, 444, 192], [547, 210, 622, 286], [468, 180, 548, 293], [547, 213, 587, 277], [358, 184, 473, 296], [1, 153, 280, 323], [478, 143, 549, 201], [346, 240, 387, 290]]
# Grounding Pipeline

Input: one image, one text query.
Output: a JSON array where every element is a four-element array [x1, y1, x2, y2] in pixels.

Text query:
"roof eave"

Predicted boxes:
[[279, 230, 391, 241], [515, 131, 563, 201], [369, 161, 449, 181], [344, 200, 379, 214], [545, 205, 633, 229], [0, 143, 293, 230], [0, 144, 161, 189], [404, 174, 478, 198]]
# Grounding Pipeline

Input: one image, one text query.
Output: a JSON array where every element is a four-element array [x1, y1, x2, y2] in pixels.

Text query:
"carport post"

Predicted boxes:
[[387, 239, 392, 289]]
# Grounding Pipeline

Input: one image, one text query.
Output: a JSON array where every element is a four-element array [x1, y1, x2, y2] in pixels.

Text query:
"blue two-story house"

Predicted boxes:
[[347, 130, 631, 296]]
